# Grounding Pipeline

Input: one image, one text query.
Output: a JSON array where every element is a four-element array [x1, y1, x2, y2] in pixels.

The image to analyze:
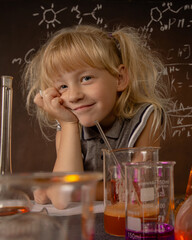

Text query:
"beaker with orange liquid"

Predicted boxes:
[[103, 147, 159, 237]]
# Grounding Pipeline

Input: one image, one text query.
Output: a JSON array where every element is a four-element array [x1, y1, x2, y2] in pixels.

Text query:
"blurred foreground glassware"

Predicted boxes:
[[103, 147, 159, 237], [175, 167, 192, 240], [0, 188, 32, 216], [0, 171, 102, 240], [125, 161, 175, 240]]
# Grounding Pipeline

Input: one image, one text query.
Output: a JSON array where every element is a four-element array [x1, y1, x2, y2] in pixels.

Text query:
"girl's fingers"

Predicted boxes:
[[35, 87, 77, 122], [39, 88, 61, 109], [42, 88, 61, 100], [51, 96, 64, 107], [33, 188, 50, 204]]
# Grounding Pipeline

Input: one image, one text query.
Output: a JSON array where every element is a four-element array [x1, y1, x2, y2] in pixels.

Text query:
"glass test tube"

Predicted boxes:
[[0, 76, 13, 175]]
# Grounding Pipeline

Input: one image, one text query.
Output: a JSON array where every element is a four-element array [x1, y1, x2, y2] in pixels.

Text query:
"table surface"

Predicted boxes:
[[31, 201, 124, 240], [1, 198, 183, 240]]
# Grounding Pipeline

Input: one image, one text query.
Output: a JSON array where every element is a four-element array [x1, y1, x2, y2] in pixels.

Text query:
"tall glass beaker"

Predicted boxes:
[[125, 161, 175, 240]]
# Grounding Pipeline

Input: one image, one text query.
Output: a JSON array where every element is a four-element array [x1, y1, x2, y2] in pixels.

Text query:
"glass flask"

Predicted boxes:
[[175, 167, 192, 240]]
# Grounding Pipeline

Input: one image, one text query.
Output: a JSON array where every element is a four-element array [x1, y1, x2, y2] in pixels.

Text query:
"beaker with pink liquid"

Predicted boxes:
[[125, 161, 175, 240]]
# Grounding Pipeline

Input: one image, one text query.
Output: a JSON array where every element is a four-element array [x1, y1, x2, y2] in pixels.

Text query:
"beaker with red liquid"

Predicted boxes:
[[125, 161, 175, 240]]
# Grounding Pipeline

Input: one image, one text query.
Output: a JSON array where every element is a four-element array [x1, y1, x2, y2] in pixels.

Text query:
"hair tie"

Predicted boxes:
[[108, 32, 120, 51]]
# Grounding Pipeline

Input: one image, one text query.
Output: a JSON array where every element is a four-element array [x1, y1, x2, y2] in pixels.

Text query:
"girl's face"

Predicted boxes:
[[53, 67, 123, 129]]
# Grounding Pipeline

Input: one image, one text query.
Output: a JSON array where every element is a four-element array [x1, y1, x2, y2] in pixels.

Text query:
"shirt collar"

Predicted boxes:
[[82, 118, 124, 140]]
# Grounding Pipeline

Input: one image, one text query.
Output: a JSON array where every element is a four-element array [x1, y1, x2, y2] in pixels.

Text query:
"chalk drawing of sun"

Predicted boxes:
[[33, 3, 67, 29]]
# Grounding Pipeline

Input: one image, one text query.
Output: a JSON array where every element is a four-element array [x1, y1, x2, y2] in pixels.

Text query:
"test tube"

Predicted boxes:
[[0, 76, 13, 175]]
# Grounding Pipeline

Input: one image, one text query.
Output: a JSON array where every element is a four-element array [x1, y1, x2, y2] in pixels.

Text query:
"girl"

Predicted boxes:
[[23, 24, 170, 207]]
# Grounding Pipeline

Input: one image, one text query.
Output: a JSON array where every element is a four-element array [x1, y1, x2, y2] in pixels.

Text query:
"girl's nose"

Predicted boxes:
[[68, 86, 84, 102]]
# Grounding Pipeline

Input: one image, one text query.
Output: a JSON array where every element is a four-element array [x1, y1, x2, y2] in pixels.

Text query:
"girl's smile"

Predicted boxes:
[[72, 103, 96, 112]]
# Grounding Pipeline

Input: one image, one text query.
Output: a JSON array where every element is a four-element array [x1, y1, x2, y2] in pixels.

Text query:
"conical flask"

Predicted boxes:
[[175, 167, 192, 240]]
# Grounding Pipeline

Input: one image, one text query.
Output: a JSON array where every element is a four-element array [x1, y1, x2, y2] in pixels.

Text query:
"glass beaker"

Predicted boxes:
[[102, 147, 159, 237], [0, 171, 102, 240], [125, 161, 175, 240]]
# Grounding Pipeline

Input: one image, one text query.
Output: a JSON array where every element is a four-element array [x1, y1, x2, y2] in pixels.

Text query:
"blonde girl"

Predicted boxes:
[[23, 25, 169, 207]]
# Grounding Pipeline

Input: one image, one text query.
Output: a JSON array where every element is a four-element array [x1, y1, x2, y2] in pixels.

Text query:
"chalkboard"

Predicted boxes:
[[0, 0, 191, 196]]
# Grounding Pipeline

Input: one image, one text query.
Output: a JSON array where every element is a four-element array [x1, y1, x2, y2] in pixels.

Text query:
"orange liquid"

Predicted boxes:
[[185, 167, 192, 199], [127, 203, 159, 220], [104, 202, 125, 237], [0, 206, 30, 216], [175, 230, 192, 240]]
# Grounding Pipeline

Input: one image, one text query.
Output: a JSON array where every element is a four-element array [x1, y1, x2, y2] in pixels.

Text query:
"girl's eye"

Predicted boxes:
[[82, 76, 92, 82], [59, 85, 67, 92]]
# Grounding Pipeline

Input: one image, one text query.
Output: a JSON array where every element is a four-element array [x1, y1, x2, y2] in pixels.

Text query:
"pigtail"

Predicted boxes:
[[112, 27, 171, 138]]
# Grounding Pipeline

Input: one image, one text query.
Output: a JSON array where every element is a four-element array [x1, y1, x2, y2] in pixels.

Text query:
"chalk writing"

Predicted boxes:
[[140, 2, 192, 34], [12, 48, 36, 65], [71, 4, 107, 27], [168, 101, 192, 138], [33, 3, 67, 29], [167, 44, 191, 61]]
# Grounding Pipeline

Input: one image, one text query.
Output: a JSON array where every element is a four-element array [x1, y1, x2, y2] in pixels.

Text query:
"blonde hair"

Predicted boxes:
[[23, 24, 170, 136]]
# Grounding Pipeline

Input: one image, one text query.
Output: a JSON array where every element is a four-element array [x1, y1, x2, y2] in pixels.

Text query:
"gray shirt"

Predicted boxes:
[[81, 104, 154, 172]]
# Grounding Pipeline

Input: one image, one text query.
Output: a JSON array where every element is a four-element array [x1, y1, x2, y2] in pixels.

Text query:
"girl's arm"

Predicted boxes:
[[33, 88, 84, 208], [43, 122, 83, 209], [34, 123, 83, 208], [53, 122, 83, 172]]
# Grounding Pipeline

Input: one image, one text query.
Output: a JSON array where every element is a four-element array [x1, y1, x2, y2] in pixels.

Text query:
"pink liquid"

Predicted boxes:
[[126, 223, 174, 240]]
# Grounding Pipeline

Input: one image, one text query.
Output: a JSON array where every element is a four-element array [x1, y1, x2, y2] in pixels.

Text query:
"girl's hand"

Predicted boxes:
[[34, 87, 78, 123], [33, 187, 70, 209]]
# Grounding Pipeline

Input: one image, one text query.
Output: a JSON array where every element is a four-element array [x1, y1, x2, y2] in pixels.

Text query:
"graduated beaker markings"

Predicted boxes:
[[125, 161, 175, 240], [103, 147, 160, 237]]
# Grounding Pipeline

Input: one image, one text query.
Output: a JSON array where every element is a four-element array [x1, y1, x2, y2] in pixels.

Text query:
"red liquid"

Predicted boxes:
[[0, 206, 30, 216], [104, 202, 125, 236], [126, 223, 174, 240], [110, 179, 119, 203]]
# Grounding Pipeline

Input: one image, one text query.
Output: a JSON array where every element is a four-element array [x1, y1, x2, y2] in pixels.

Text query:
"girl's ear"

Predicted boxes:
[[116, 64, 129, 92]]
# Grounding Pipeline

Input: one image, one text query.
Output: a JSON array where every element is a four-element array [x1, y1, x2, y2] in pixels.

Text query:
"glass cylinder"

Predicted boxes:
[[0, 76, 13, 174]]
